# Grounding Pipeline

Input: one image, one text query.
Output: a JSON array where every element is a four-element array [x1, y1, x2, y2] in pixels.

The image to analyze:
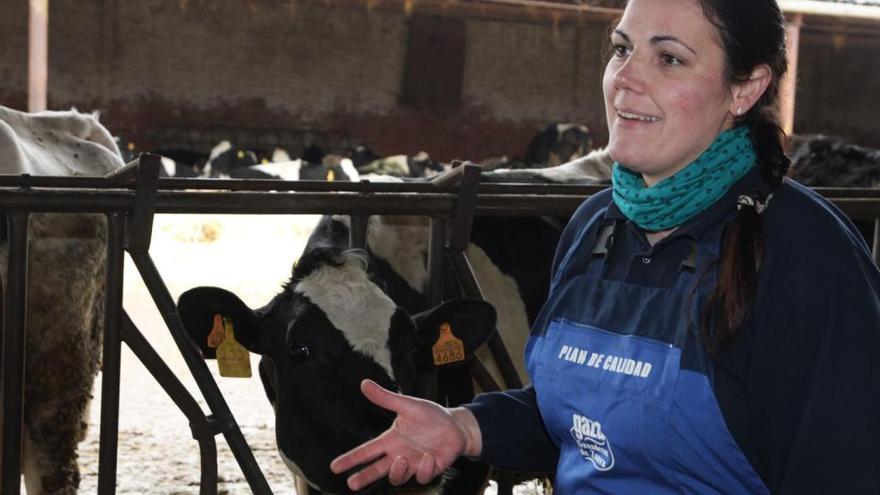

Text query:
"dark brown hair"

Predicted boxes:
[[697, 0, 791, 351]]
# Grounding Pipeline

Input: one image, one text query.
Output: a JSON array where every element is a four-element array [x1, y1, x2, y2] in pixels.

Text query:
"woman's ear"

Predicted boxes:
[[729, 64, 773, 117]]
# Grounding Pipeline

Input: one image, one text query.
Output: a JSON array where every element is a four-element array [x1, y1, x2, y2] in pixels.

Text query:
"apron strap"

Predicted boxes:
[[591, 222, 617, 258], [679, 241, 698, 272]]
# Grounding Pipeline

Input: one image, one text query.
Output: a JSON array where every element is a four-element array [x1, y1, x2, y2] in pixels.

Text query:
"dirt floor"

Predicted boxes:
[[70, 214, 544, 494]]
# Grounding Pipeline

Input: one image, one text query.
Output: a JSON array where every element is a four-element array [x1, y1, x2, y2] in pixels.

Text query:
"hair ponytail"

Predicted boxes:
[[698, 0, 790, 352]]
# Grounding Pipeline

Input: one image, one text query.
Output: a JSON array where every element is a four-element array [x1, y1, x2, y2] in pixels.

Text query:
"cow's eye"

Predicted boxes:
[[289, 343, 311, 361]]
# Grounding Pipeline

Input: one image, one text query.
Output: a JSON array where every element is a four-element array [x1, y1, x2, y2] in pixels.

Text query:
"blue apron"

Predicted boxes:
[[526, 209, 769, 494]]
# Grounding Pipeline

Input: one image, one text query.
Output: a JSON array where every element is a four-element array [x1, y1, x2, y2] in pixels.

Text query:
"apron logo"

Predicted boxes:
[[571, 413, 615, 471]]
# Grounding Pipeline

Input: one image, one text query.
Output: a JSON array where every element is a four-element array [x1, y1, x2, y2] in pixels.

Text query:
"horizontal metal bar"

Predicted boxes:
[[1, 173, 878, 198], [1, 185, 880, 218], [0, 173, 607, 195]]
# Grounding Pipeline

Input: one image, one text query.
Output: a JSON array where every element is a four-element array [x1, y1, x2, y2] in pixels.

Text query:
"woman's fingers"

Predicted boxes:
[[344, 453, 394, 491], [388, 455, 411, 486], [331, 381, 449, 490], [416, 451, 438, 484], [360, 379, 418, 414], [330, 435, 386, 474]]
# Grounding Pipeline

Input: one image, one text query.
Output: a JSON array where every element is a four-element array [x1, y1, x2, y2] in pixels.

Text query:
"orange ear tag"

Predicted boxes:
[[432, 322, 465, 366], [207, 314, 226, 349], [216, 317, 252, 378]]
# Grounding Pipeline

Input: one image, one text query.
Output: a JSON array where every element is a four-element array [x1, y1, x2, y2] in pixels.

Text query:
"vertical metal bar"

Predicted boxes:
[[28, 0, 48, 112], [124, 154, 160, 254], [2, 213, 29, 495], [427, 216, 446, 306], [97, 213, 125, 495], [129, 252, 272, 494], [415, 216, 448, 402], [349, 214, 368, 250], [447, 165, 482, 251]]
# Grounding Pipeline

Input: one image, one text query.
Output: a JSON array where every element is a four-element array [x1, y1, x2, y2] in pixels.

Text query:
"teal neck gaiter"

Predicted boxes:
[[611, 126, 756, 232]]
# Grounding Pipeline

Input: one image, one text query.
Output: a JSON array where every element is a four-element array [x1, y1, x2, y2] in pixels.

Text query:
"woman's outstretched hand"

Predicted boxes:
[[330, 379, 483, 491]]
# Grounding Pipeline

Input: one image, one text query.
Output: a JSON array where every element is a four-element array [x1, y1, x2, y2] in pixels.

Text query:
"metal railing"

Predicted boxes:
[[2, 153, 880, 494]]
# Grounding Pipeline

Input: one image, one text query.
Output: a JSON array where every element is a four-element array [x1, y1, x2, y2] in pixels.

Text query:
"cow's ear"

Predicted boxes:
[[412, 299, 497, 368], [177, 287, 263, 358]]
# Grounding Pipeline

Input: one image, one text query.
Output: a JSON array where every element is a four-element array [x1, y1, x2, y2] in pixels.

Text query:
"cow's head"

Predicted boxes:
[[177, 248, 496, 494]]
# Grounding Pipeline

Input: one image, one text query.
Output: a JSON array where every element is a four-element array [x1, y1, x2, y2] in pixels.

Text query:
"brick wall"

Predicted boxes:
[[0, 0, 877, 162]]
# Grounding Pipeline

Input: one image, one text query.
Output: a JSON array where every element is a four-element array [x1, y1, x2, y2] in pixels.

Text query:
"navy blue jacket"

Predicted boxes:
[[466, 167, 880, 493]]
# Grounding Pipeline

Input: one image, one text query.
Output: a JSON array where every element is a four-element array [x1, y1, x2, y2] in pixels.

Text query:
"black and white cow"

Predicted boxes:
[[347, 144, 381, 169], [177, 248, 497, 494], [356, 152, 446, 178], [788, 134, 880, 188], [178, 149, 613, 493], [477, 123, 598, 172], [202, 140, 268, 178], [480, 146, 612, 184], [208, 142, 359, 181], [111, 138, 205, 178], [787, 134, 880, 245], [523, 123, 593, 167], [0, 105, 125, 494]]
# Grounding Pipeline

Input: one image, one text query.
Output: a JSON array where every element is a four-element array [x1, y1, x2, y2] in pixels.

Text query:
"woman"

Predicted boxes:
[[331, 0, 880, 492]]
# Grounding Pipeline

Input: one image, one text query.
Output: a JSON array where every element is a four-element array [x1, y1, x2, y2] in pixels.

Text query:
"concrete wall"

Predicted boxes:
[[0, 0, 877, 161]]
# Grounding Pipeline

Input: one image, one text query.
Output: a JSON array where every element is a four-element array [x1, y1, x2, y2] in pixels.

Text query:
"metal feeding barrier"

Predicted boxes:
[[2, 153, 880, 495]]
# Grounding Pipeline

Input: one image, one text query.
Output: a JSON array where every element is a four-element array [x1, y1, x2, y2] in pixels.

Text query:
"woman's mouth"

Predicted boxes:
[[616, 110, 662, 123]]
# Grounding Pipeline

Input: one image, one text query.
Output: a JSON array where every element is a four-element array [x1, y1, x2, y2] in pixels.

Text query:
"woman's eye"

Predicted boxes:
[[612, 44, 631, 58], [660, 53, 684, 66]]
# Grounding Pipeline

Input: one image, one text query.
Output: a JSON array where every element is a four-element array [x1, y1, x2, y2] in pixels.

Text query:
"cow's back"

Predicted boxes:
[[0, 105, 122, 494], [0, 106, 123, 176]]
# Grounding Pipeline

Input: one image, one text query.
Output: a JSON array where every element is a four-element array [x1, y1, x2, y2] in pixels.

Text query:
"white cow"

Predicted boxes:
[[0, 106, 125, 494]]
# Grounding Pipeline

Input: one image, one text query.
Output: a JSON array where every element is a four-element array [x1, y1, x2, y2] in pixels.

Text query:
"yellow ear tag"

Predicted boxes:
[[216, 317, 252, 378], [261, 158, 270, 164], [237, 150, 246, 159], [432, 322, 465, 365], [326, 169, 335, 181], [127, 142, 136, 151]]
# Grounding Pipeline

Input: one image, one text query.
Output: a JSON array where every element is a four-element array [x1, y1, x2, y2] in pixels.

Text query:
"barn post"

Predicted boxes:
[[28, 0, 48, 112], [1, 213, 30, 495], [780, 13, 803, 136]]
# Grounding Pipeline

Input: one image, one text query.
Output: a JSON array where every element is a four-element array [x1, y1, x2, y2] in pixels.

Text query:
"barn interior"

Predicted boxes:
[[1, 0, 879, 494]]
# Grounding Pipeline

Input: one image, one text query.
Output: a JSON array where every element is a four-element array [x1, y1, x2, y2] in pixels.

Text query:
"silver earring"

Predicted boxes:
[[736, 106, 743, 116]]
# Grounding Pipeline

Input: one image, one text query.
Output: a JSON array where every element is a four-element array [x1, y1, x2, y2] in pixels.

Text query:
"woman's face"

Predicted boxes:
[[603, 0, 735, 186]]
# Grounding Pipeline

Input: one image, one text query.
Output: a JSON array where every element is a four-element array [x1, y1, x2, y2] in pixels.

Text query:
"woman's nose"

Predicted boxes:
[[613, 56, 647, 94]]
